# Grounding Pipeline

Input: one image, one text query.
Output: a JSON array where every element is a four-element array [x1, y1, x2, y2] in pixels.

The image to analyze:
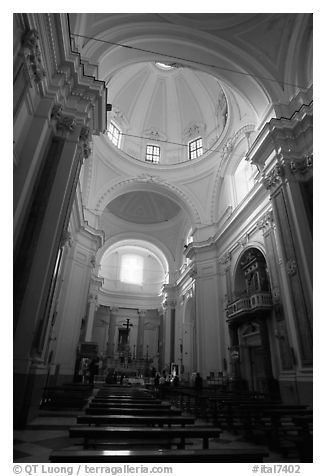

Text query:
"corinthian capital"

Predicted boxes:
[[50, 104, 76, 137], [263, 163, 285, 191], [257, 210, 274, 232]]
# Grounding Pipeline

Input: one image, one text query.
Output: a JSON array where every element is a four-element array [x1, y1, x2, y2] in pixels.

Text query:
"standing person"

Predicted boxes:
[[154, 373, 160, 395], [194, 372, 203, 392], [89, 356, 99, 386]]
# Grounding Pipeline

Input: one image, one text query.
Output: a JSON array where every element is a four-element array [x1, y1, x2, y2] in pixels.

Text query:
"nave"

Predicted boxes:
[[13, 381, 312, 463]]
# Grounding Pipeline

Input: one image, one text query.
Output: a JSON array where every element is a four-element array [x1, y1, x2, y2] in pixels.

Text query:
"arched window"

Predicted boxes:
[[188, 137, 203, 160], [233, 157, 257, 204], [146, 144, 160, 163], [108, 121, 122, 148], [120, 254, 144, 285]]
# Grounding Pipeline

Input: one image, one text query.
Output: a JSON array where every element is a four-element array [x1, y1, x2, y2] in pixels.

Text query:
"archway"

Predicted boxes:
[[229, 247, 279, 398]]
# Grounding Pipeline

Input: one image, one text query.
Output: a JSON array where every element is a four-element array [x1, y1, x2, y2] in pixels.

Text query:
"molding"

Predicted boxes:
[[39, 13, 107, 135]]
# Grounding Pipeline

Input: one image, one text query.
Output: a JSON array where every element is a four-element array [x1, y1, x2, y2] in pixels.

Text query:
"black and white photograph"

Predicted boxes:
[[11, 5, 316, 473]]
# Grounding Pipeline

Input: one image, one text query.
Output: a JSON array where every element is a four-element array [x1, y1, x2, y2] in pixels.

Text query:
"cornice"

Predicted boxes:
[[35, 13, 107, 135], [247, 99, 313, 173]]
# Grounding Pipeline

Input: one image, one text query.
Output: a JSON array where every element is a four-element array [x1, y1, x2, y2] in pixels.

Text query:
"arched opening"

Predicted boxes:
[[99, 240, 169, 300], [228, 247, 279, 398]]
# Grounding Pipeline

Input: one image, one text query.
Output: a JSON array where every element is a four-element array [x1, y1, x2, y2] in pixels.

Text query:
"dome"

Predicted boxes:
[[106, 191, 181, 224], [106, 61, 228, 165]]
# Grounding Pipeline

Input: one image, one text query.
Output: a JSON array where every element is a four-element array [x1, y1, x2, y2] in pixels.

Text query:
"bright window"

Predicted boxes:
[[146, 144, 160, 163], [120, 254, 144, 285], [188, 137, 203, 160], [108, 122, 121, 148]]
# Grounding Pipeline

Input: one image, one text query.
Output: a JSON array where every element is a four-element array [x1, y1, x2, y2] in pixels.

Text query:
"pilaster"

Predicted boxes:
[[106, 307, 119, 358], [186, 241, 226, 379], [256, 211, 294, 371], [136, 310, 146, 360], [162, 285, 177, 370], [247, 100, 313, 369]]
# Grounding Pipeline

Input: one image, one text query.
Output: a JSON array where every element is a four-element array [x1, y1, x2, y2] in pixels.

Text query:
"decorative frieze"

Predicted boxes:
[[21, 29, 46, 84]]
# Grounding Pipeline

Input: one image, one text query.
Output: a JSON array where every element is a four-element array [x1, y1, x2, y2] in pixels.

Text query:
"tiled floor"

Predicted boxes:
[[13, 411, 296, 463]]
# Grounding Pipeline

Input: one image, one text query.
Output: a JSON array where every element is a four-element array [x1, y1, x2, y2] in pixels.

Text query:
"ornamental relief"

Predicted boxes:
[[256, 210, 274, 232], [286, 258, 297, 277], [288, 155, 313, 176], [263, 163, 285, 190], [21, 29, 46, 84], [50, 103, 77, 137], [79, 126, 92, 160]]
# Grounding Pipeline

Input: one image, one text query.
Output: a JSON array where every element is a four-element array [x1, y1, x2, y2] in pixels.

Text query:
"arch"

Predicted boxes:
[[211, 123, 256, 222], [94, 176, 202, 225], [232, 245, 269, 297], [96, 233, 175, 282]]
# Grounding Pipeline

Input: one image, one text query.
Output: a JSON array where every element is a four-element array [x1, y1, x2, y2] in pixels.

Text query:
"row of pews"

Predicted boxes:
[[49, 384, 268, 463], [166, 387, 313, 462]]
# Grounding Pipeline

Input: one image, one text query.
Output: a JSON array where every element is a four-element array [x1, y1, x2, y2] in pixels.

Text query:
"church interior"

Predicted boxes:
[[13, 13, 313, 463]]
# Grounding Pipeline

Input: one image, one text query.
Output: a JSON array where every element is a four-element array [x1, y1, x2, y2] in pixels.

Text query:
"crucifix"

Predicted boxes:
[[123, 318, 133, 331]]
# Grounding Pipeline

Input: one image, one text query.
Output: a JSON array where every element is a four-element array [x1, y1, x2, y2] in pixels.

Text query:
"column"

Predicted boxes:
[[186, 242, 224, 379], [136, 310, 146, 360], [158, 309, 164, 371], [258, 317, 280, 399], [106, 307, 118, 359], [228, 325, 241, 384], [162, 285, 177, 371], [85, 294, 98, 342]]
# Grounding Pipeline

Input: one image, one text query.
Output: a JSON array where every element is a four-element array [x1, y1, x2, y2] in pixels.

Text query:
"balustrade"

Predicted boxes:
[[226, 292, 272, 320]]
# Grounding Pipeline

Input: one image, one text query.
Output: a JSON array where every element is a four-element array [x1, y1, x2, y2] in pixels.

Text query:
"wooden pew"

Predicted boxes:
[[50, 447, 268, 463], [93, 397, 160, 403], [93, 395, 159, 401], [88, 402, 170, 409], [85, 407, 182, 415], [76, 414, 195, 427], [69, 425, 222, 449]]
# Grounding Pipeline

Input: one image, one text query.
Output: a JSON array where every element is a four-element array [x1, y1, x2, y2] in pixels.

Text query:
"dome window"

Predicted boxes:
[[188, 137, 203, 160], [108, 121, 122, 148], [155, 62, 174, 71], [146, 144, 160, 164]]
